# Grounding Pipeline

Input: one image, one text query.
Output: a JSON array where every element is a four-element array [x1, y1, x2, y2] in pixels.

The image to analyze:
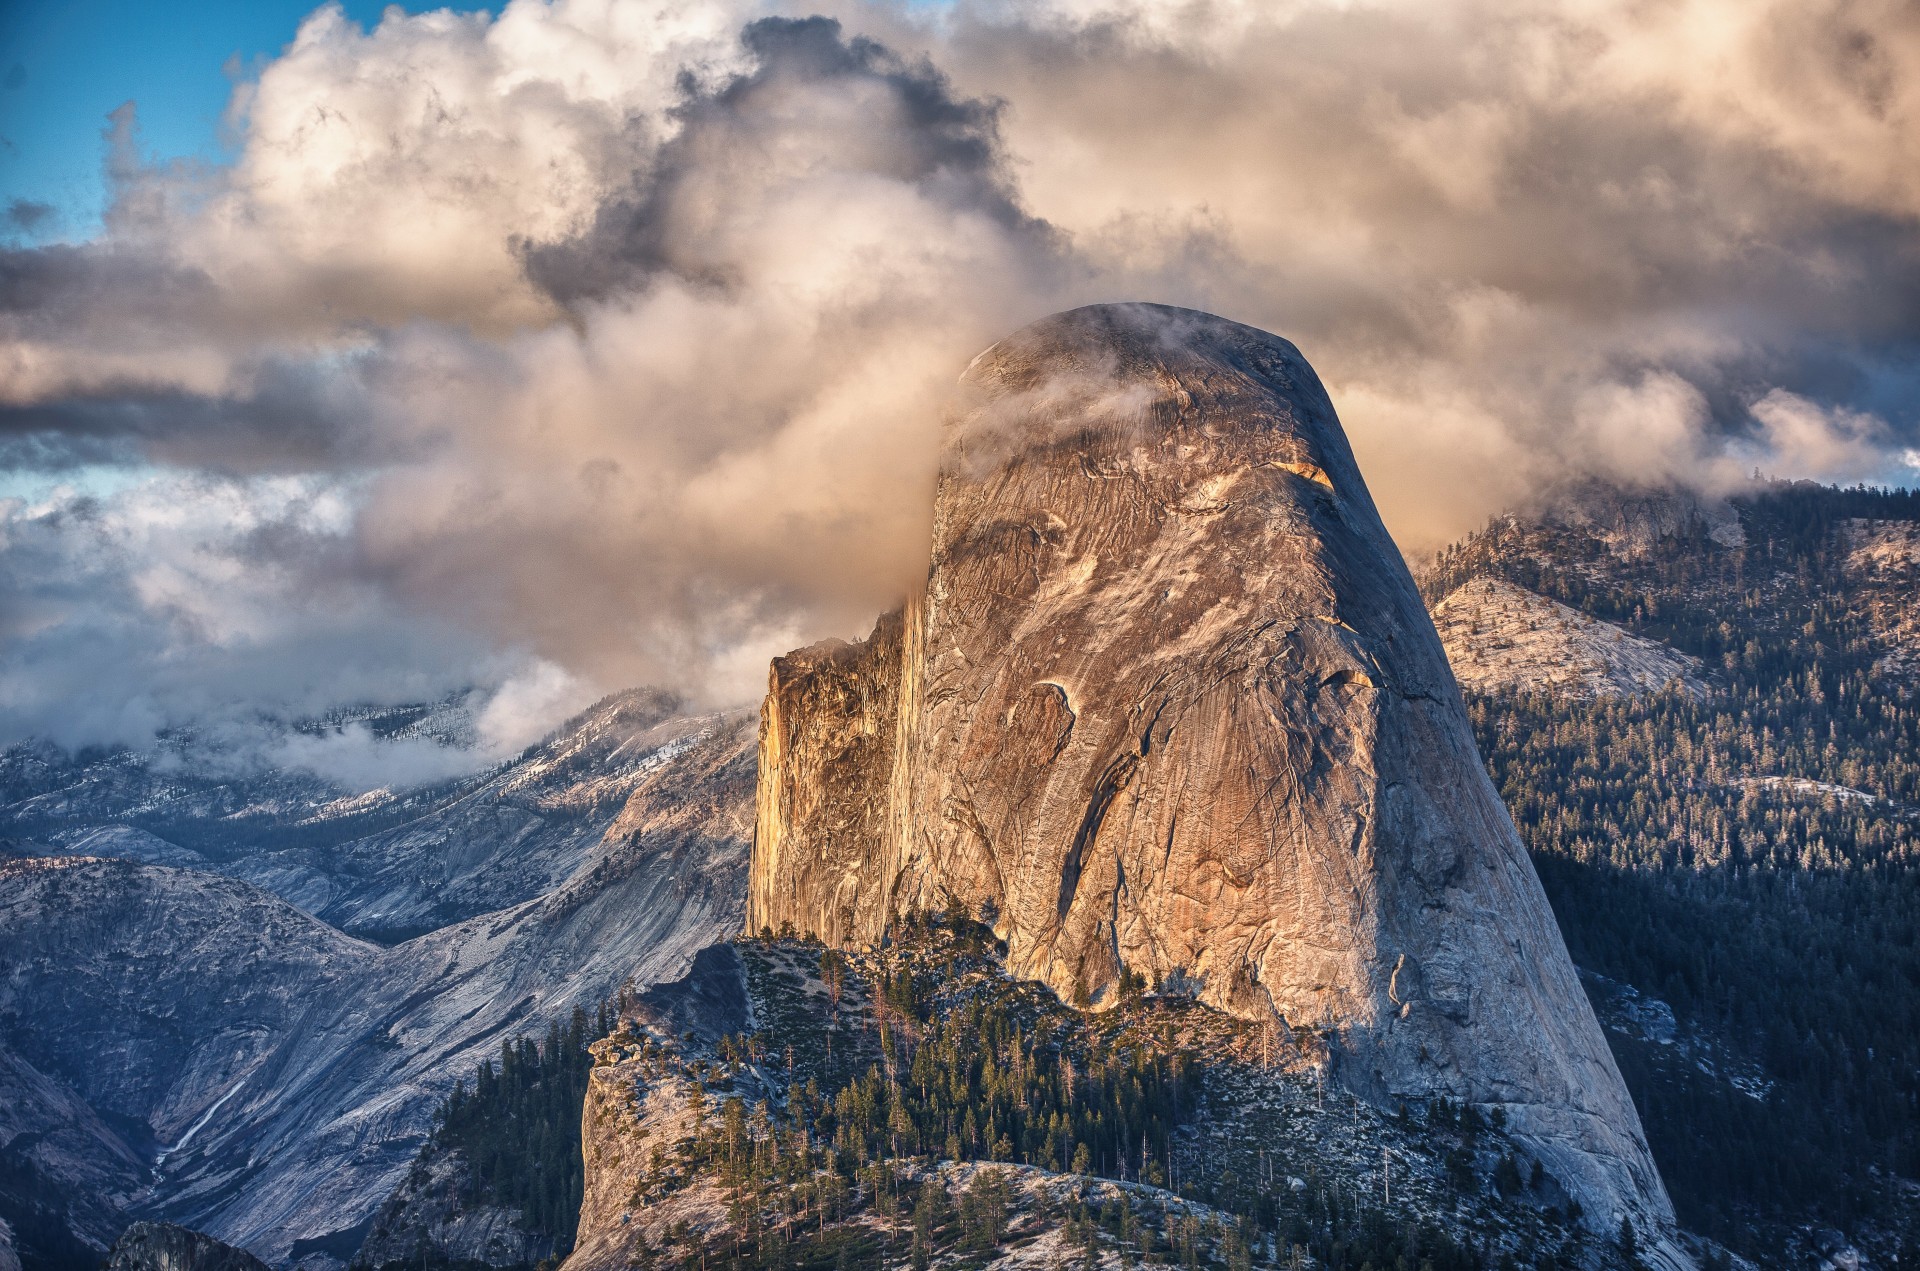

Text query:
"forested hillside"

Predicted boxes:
[[434, 1008, 606, 1247], [1422, 481, 1920, 1263], [566, 921, 1615, 1271]]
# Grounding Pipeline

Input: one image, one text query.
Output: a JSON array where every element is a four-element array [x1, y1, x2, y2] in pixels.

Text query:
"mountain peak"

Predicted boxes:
[[750, 306, 1688, 1262]]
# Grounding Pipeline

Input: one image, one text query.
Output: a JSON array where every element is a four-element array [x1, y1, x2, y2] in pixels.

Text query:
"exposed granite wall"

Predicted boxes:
[[746, 304, 1687, 1263]]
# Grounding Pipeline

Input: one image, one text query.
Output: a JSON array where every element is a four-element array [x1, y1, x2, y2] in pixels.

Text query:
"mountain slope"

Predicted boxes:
[[1844, 518, 1920, 678], [1432, 577, 1705, 700], [205, 710, 755, 1264], [0, 709, 757, 1268], [231, 691, 709, 938], [0, 690, 702, 941], [1419, 479, 1920, 1266], [0, 1043, 151, 1268]]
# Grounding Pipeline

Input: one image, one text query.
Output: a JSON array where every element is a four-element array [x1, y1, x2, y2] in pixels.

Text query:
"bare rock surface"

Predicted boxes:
[[348, 1149, 552, 1271], [1844, 519, 1920, 679], [749, 303, 1686, 1262], [751, 609, 913, 946], [106, 1222, 271, 1271], [1432, 577, 1706, 700]]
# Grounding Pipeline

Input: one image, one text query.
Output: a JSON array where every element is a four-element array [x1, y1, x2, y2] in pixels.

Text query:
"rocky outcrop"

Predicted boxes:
[[750, 607, 918, 946], [566, 929, 1597, 1270], [105, 1223, 271, 1271], [1433, 578, 1707, 700], [566, 1045, 717, 1271], [1844, 519, 1920, 679], [565, 946, 759, 1271], [748, 304, 1686, 1260]]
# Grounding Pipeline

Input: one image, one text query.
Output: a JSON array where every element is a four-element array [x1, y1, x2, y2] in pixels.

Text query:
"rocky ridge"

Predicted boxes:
[[1, 689, 694, 941], [104, 1222, 271, 1271], [747, 304, 1685, 1262]]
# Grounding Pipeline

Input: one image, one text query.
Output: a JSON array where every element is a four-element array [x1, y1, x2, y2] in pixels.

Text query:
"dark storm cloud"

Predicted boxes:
[[0, 360, 380, 474], [525, 16, 1056, 305], [0, 241, 215, 325]]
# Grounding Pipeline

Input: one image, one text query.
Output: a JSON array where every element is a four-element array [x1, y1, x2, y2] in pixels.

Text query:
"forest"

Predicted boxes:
[[600, 920, 1609, 1271], [1427, 481, 1920, 1254], [430, 1004, 608, 1252]]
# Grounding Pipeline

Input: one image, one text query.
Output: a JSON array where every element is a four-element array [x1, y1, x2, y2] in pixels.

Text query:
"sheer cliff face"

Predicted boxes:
[[749, 610, 912, 947], [750, 303, 1681, 1247]]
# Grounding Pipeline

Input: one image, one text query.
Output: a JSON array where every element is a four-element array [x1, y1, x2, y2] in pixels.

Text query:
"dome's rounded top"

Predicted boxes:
[[963, 303, 1316, 395], [950, 302, 1355, 500]]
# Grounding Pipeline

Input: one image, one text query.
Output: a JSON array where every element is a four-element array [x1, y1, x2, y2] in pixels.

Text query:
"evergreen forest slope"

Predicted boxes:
[[1420, 480, 1920, 1263]]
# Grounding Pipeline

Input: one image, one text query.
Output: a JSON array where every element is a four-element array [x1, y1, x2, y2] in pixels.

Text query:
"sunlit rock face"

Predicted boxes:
[[749, 608, 915, 948], [750, 303, 1684, 1258], [1432, 576, 1708, 700]]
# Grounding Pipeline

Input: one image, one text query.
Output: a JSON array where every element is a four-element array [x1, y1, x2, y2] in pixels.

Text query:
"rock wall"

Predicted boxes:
[[348, 1149, 554, 1271], [749, 606, 916, 946], [747, 303, 1687, 1261]]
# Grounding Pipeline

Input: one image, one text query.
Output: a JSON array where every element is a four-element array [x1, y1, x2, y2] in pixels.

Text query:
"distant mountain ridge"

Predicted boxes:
[[1, 689, 698, 940], [0, 701, 757, 1270]]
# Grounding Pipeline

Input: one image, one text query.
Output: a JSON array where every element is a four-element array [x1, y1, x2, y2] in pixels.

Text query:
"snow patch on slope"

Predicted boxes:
[[1844, 520, 1920, 680], [1433, 577, 1707, 700]]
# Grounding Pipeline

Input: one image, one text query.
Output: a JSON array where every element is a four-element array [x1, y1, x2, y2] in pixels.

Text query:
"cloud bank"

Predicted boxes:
[[3, 0, 1917, 762]]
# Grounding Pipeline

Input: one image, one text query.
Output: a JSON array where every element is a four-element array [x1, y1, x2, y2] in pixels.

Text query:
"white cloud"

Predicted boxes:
[[1745, 389, 1893, 485], [2, 0, 1917, 753]]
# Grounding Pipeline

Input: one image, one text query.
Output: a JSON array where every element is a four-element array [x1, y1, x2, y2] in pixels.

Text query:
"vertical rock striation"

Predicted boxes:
[[750, 607, 915, 946], [749, 303, 1683, 1258]]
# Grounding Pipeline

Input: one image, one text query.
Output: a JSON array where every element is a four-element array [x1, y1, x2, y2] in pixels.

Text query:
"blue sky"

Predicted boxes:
[[0, 0, 498, 242]]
